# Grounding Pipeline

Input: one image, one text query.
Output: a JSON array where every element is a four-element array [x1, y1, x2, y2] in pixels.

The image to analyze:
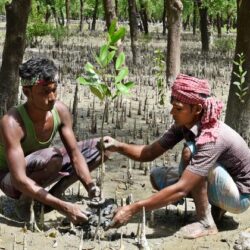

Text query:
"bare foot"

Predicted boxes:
[[178, 221, 218, 239]]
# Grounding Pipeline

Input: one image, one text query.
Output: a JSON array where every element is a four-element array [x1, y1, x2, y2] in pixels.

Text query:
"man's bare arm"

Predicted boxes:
[[110, 169, 205, 227], [103, 136, 166, 162], [56, 101, 94, 191]]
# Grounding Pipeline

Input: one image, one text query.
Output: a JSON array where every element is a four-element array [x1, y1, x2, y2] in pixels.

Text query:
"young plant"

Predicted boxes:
[[77, 22, 134, 101], [233, 53, 248, 103], [77, 20, 135, 197]]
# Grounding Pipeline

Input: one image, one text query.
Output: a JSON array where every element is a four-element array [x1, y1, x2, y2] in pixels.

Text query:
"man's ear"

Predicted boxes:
[[194, 104, 203, 115], [22, 86, 31, 98]]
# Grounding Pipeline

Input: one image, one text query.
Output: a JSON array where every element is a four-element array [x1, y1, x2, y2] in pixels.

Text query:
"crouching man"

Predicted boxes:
[[103, 74, 250, 238], [0, 58, 110, 224]]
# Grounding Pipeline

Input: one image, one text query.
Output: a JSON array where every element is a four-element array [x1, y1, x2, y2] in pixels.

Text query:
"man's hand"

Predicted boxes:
[[88, 184, 101, 199], [107, 204, 135, 229], [65, 203, 90, 225], [97, 136, 120, 152]]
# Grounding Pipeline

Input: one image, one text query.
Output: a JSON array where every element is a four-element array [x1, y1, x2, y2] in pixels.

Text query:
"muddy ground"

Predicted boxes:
[[0, 21, 250, 250], [0, 157, 250, 250]]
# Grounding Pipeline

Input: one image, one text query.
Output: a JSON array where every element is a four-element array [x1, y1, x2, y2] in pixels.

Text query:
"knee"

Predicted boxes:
[[208, 165, 224, 183], [150, 166, 179, 191], [150, 168, 160, 191], [46, 148, 63, 171]]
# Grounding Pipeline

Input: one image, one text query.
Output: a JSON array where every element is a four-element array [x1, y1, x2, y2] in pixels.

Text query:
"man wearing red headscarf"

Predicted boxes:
[[103, 74, 250, 238]]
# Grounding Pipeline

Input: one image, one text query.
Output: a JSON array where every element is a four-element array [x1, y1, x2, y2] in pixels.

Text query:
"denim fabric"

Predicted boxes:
[[185, 141, 250, 213]]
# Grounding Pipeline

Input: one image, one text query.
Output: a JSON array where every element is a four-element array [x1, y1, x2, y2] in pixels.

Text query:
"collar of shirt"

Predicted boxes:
[[189, 122, 201, 137], [182, 122, 201, 142]]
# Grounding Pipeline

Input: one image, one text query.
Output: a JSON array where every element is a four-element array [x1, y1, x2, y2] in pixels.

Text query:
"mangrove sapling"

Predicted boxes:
[[233, 53, 248, 103], [77, 19, 135, 238]]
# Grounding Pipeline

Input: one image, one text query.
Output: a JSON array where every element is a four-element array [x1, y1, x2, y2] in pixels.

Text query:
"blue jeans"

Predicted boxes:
[[150, 141, 250, 213]]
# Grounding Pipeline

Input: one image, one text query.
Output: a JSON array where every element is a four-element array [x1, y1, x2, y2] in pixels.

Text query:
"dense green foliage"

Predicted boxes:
[[0, 0, 237, 50], [0, 0, 237, 34]]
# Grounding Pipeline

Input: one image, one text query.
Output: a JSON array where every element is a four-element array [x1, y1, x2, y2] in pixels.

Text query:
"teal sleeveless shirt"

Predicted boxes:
[[0, 104, 61, 171]]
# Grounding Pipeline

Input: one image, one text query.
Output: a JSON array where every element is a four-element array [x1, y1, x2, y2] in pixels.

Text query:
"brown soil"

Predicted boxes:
[[0, 153, 249, 250]]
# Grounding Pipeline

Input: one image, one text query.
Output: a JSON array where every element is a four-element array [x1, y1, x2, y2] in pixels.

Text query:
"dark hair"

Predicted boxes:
[[19, 58, 58, 82]]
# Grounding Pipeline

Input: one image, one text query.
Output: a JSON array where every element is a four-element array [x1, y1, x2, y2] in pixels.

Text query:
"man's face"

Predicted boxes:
[[26, 82, 58, 111], [170, 98, 201, 128]]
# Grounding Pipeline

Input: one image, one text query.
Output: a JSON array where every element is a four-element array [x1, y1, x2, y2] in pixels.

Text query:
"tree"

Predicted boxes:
[[162, 0, 167, 35], [65, 0, 70, 26], [138, 0, 149, 34], [91, 0, 99, 30], [166, 0, 183, 85], [79, 0, 84, 31], [192, 0, 197, 35], [225, 0, 250, 145], [197, 0, 210, 52], [0, 0, 31, 117], [102, 0, 116, 30], [128, 0, 138, 65]]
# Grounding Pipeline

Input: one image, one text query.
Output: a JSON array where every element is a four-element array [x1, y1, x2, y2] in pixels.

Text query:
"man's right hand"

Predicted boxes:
[[98, 136, 120, 152], [65, 203, 89, 225]]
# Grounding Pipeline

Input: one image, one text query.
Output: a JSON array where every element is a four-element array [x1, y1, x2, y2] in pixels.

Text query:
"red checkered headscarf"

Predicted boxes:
[[171, 74, 223, 145]]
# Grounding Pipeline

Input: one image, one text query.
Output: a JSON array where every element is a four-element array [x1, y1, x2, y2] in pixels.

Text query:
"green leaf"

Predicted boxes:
[[100, 45, 109, 63], [233, 81, 240, 86], [77, 76, 89, 85], [111, 27, 126, 44], [233, 81, 241, 91], [124, 81, 135, 89], [115, 52, 125, 70], [95, 55, 103, 67], [100, 84, 112, 97], [115, 67, 128, 83], [90, 85, 105, 100], [106, 50, 116, 66], [107, 33, 112, 45], [85, 62, 95, 74], [233, 61, 239, 66], [109, 45, 117, 51], [242, 71, 247, 77], [108, 19, 117, 36], [115, 83, 129, 94], [233, 72, 240, 78]]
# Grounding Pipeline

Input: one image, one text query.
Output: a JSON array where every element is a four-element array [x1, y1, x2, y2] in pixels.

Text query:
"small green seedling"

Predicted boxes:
[[77, 19, 135, 102], [233, 53, 248, 103], [77, 19, 135, 205]]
